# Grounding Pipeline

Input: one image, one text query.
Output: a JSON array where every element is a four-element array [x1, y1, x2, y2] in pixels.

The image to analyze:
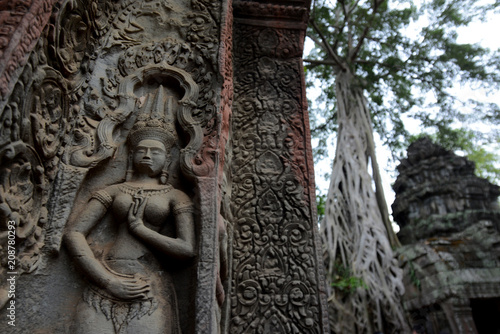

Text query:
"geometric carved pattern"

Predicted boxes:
[[230, 15, 329, 333]]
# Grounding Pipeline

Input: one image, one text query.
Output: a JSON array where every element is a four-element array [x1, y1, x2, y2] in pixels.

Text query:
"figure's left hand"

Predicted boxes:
[[128, 196, 148, 231]]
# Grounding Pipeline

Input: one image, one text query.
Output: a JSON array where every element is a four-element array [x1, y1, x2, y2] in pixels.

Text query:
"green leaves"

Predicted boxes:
[[316, 192, 327, 223], [306, 0, 500, 169], [330, 262, 368, 294]]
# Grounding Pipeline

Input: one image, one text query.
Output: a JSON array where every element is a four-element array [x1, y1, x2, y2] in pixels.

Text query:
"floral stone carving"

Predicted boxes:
[[228, 3, 330, 332]]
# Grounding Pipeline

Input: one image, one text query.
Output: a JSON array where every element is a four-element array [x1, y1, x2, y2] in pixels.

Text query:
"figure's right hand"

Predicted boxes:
[[106, 276, 151, 301], [128, 196, 148, 231]]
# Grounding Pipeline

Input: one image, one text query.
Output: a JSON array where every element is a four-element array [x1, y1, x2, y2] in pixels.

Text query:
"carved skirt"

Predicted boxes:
[[73, 258, 181, 334]]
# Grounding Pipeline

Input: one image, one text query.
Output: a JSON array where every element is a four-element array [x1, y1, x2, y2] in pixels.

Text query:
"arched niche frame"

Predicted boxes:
[[48, 63, 203, 254], [116, 63, 203, 179], [70, 63, 202, 180]]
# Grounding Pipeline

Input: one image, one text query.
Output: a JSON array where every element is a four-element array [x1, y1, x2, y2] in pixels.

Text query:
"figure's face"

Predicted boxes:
[[133, 139, 167, 177]]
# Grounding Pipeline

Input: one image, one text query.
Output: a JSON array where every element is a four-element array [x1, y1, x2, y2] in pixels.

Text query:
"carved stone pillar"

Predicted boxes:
[[227, 1, 330, 332]]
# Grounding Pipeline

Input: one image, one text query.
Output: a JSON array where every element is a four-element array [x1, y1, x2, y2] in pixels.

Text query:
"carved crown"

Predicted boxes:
[[128, 85, 177, 150]]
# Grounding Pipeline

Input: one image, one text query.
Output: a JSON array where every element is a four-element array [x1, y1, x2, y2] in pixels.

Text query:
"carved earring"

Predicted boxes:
[[125, 154, 134, 182], [160, 157, 171, 185], [160, 170, 169, 185]]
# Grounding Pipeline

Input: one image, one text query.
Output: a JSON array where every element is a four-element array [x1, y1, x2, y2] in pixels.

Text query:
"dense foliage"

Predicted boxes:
[[306, 0, 500, 183]]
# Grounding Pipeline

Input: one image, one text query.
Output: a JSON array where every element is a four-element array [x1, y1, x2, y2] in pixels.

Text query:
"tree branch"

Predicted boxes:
[[304, 59, 339, 66], [306, 33, 328, 53], [349, 0, 387, 62], [333, 8, 347, 52], [309, 19, 348, 71]]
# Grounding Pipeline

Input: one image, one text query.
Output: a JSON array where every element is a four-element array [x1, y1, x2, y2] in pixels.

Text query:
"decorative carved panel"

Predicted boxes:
[[229, 2, 329, 332]]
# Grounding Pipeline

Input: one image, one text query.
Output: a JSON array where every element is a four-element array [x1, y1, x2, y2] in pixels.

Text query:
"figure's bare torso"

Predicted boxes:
[[104, 183, 177, 264]]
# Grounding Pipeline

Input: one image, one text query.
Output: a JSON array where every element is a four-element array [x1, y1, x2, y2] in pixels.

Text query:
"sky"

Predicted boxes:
[[304, 1, 500, 231]]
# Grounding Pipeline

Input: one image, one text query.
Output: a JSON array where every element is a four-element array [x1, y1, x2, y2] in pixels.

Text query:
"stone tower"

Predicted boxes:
[[393, 137, 500, 334]]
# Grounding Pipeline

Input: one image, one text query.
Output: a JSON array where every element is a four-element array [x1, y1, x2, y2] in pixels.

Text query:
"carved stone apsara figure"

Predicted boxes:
[[64, 87, 196, 334]]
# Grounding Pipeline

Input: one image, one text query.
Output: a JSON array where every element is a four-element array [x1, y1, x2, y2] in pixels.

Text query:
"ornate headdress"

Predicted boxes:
[[128, 85, 177, 150], [126, 85, 178, 184]]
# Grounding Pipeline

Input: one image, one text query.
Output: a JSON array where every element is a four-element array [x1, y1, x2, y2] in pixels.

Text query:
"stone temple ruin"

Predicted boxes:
[[393, 137, 500, 334], [0, 0, 330, 333]]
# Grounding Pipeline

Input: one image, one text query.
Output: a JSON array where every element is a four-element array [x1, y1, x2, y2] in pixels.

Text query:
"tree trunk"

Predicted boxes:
[[320, 69, 409, 333]]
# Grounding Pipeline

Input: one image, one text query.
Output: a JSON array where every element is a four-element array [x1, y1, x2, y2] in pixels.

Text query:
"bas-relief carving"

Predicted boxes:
[[1, 0, 226, 330], [0, 36, 58, 307], [64, 85, 196, 334], [1, 0, 329, 332], [34, 0, 222, 253], [0, 0, 56, 101], [0, 141, 47, 306], [0, 0, 101, 269], [230, 22, 326, 333]]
